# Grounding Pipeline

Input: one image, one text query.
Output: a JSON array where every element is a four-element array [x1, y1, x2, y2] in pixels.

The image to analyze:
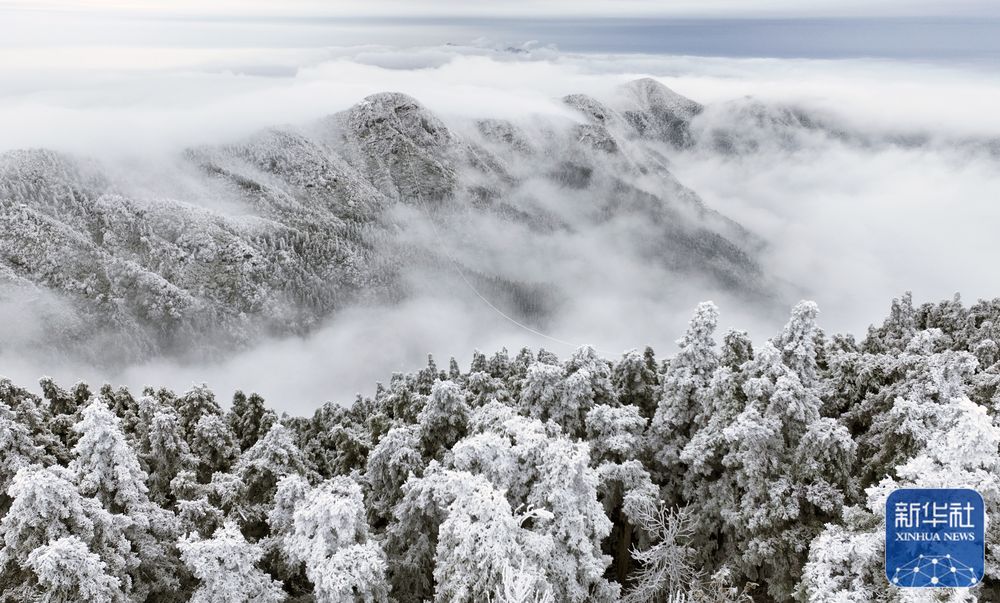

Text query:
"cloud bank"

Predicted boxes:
[[2, 39, 1000, 414]]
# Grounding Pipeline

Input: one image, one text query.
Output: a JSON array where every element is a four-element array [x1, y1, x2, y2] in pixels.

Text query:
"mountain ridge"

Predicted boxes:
[[0, 79, 781, 366]]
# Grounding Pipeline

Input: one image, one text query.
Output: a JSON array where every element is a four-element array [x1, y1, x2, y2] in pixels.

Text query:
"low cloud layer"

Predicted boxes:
[[2, 38, 1000, 414]]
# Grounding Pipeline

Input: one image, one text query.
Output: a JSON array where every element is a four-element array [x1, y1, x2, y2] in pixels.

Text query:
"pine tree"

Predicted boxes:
[[585, 403, 654, 582], [178, 521, 284, 603], [530, 437, 618, 602], [70, 399, 182, 601], [520, 361, 567, 429], [586, 404, 647, 465], [174, 385, 223, 443], [380, 373, 426, 425], [613, 348, 659, 419], [621, 502, 698, 603], [231, 423, 311, 537], [190, 413, 239, 483], [449, 406, 619, 602], [280, 476, 389, 602], [39, 378, 89, 460], [434, 475, 549, 602], [141, 406, 195, 507], [24, 536, 122, 603], [448, 357, 462, 381], [71, 400, 150, 514], [720, 338, 854, 601], [0, 379, 66, 466], [648, 302, 720, 500], [0, 402, 48, 508], [678, 330, 752, 569], [417, 380, 470, 459], [773, 300, 821, 389], [547, 346, 618, 438], [862, 292, 917, 354], [364, 424, 424, 528], [228, 391, 277, 452], [383, 463, 466, 601], [0, 466, 136, 601]]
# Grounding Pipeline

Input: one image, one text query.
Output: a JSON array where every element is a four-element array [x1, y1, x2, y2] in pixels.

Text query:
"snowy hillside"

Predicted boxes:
[[0, 79, 777, 367]]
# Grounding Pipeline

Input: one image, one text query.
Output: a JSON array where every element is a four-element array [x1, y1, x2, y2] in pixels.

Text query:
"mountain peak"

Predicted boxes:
[[617, 78, 703, 148], [620, 77, 702, 117], [347, 92, 453, 149]]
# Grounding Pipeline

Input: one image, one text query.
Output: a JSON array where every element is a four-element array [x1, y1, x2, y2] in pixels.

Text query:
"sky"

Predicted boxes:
[[1, 5, 1000, 412], [1, 0, 998, 18]]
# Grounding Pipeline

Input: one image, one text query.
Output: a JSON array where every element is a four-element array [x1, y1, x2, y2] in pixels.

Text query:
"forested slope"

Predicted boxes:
[[2, 292, 999, 602], [0, 80, 775, 367]]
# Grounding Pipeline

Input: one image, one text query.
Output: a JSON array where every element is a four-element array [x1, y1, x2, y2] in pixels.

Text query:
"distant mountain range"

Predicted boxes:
[[0, 78, 785, 366]]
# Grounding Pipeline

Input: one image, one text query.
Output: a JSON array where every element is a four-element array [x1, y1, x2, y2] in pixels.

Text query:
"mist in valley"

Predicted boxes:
[[3, 27, 1000, 414]]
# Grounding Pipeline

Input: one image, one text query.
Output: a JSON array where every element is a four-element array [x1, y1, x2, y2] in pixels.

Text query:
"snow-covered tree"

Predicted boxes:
[[70, 399, 182, 601], [621, 502, 697, 603], [613, 347, 660, 419], [495, 562, 556, 603], [720, 339, 855, 601], [801, 392, 1000, 601], [384, 465, 475, 601], [0, 379, 66, 466], [190, 413, 239, 483], [648, 302, 720, 499], [39, 378, 89, 463], [228, 391, 277, 452], [178, 521, 284, 603], [174, 384, 223, 443], [434, 475, 549, 602], [24, 536, 122, 603], [862, 292, 917, 354], [519, 361, 566, 428], [773, 300, 821, 388], [417, 380, 470, 459], [586, 403, 647, 464], [0, 466, 135, 600], [71, 400, 150, 514], [558, 346, 618, 437], [531, 437, 618, 602], [0, 402, 47, 500], [678, 330, 753, 569], [465, 370, 512, 407], [232, 423, 310, 534], [446, 405, 619, 602], [279, 476, 389, 602], [379, 373, 426, 425], [364, 424, 424, 527], [518, 346, 616, 439], [141, 405, 195, 506]]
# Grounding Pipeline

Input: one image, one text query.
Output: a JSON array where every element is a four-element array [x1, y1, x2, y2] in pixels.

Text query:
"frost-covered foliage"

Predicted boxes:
[[276, 476, 388, 602], [24, 536, 122, 603], [71, 400, 150, 514], [179, 521, 284, 603], [3, 293, 1000, 601]]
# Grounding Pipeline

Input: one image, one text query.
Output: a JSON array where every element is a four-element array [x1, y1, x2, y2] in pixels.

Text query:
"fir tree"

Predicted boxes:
[[648, 302, 720, 501]]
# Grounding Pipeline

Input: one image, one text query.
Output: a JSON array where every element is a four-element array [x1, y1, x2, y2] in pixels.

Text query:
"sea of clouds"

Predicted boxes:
[[3, 15, 1000, 413]]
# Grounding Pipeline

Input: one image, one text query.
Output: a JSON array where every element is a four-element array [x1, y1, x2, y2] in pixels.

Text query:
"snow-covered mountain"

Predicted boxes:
[[0, 79, 779, 366]]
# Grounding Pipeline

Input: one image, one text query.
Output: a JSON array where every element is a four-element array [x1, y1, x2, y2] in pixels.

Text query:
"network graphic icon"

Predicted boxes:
[[890, 554, 979, 588]]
